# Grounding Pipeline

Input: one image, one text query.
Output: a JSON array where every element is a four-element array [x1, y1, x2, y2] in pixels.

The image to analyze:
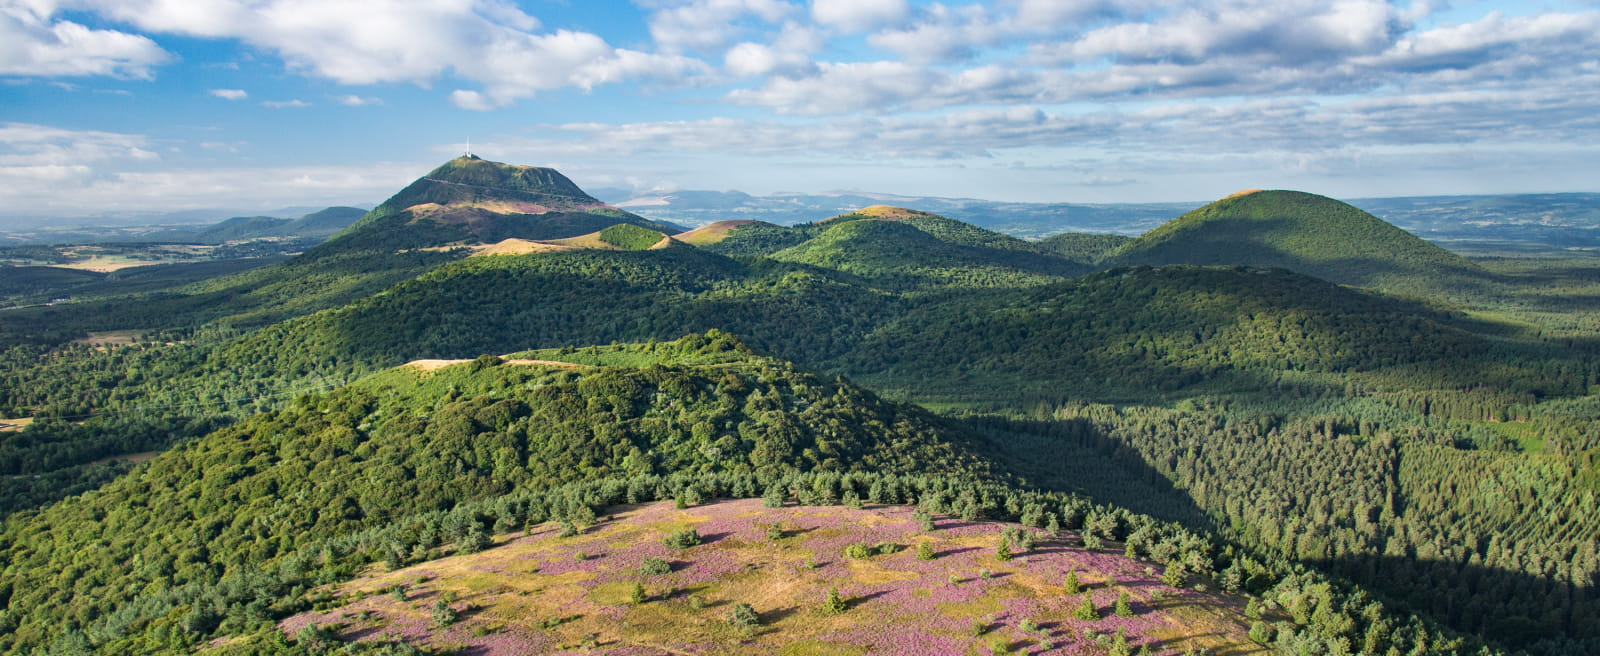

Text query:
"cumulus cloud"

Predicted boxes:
[[644, 0, 794, 53], [0, 4, 171, 77], [44, 0, 707, 106], [724, 21, 820, 76], [209, 88, 247, 100], [868, 4, 1002, 62], [811, 0, 907, 32]]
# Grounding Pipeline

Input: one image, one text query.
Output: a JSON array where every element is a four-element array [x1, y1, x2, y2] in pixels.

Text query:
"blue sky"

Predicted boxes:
[[1, 0, 1597, 218]]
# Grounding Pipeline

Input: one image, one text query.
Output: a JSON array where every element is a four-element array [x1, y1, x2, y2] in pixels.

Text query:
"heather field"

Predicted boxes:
[[272, 499, 1264, 655]]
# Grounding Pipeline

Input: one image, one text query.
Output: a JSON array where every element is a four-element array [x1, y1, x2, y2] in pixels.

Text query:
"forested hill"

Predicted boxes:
[[313, 156, 681, 255], [0, 333, 999, 654], [1104, 190, 1487, 297]]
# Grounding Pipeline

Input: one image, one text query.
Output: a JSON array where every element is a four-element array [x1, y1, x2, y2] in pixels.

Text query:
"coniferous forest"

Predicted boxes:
[[3, 158, 1599, 655]]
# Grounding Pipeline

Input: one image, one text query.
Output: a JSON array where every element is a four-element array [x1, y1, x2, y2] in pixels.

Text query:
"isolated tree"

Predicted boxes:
[[917, 540, 936, 561], [1115, 590, 1134, 617], [1073, 592, 1099, 621], [821, 588, 847, 615], [1063, 569, 1082, 595], [631, 581, 647, 605]]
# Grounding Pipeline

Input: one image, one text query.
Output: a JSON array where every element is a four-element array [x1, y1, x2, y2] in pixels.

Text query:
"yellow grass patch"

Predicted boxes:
[[73, 330, 142, 346], [546, 231, 612, 249], [853, 205, 934, 220], [936, 594, 1003, 619], [402, 357, 583, 372], [52, 256, 165, 272], [844, 559, 920, 585], [1223, 189, 1264, 199], [672, 220, 759, 246], [470, 238, 580, 256], [779, 641, 868, 656], [0, 417, 34, 432], [587, 581, 639, 606]]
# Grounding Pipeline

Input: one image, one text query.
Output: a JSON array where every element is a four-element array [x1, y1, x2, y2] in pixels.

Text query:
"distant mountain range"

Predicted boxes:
[[594, 187, 1600, 253]]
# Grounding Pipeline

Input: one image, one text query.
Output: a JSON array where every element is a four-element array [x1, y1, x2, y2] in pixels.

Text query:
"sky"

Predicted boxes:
[[1, 0, 1597, 219]]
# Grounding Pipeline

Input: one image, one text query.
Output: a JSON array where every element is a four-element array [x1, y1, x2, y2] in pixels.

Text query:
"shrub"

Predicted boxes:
[[630, 582, 647, 605], [727, 602, 760, 629], [1019, 618, 1039, 633], [664, 529, 701, 549], [1249, 621, 1276, 645], [820, 588, 847, 615], [638, 557, 672, 576], [430, 600, 458, 627], [844, 543, 873, 559], [916, 541, 936, 560]]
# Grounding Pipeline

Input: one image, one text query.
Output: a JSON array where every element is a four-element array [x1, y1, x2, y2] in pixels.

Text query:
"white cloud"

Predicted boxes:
[[0, 123, 422, 214], [209, 88, 247, 100], [868, 4, 1002, 62], [645, 0, 794, 53], [0, 122, 158, 166], [55, 0, 707, 106], [0, 5, 170, 77], [261, 99, 309, 108], [1046, 0, 1405, 65], [334, 94, 380, 106], [811, 0, 907, 32], [724, 21, 820, 76]]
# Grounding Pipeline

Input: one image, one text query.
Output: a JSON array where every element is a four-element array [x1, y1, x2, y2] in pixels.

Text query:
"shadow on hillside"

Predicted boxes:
[[1310, 553, 1600, 650], [955, 414, 1221, 532]]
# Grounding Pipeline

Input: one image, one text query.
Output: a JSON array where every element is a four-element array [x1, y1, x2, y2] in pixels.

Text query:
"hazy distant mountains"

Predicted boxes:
[[595, 188, 1600, 253]]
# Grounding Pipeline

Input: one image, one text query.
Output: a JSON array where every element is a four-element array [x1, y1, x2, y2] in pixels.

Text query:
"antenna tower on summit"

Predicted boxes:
[[464, 137, 472, 158]]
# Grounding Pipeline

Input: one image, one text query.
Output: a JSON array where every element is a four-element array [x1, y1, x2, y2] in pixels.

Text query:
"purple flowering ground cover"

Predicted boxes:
[[278, 499, 1264, 655]]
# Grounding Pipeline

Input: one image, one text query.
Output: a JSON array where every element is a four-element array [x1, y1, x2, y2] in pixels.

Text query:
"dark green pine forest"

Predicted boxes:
[[3, 160, 1599, 655]]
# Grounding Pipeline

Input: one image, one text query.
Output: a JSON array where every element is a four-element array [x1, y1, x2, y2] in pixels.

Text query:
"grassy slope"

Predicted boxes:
[[1105, 190, 1486, 296], [264, 499, 1262, 656]]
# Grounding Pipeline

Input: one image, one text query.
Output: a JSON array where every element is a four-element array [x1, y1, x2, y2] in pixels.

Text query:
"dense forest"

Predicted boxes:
[[4, 160, 1599, 655]]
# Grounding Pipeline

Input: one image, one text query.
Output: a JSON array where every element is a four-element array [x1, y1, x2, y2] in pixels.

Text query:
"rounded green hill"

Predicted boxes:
[[1103, 189, 1483, 294]]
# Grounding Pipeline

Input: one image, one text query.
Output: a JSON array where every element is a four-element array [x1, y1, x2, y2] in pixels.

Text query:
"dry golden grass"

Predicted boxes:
[[0, 417, 33, 432], [852, 205, 935, 220], [402, 357, 584, 372], [672, 220, 759, 246], [72, 330, 142, 347], [470, 238, 581, 256]]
